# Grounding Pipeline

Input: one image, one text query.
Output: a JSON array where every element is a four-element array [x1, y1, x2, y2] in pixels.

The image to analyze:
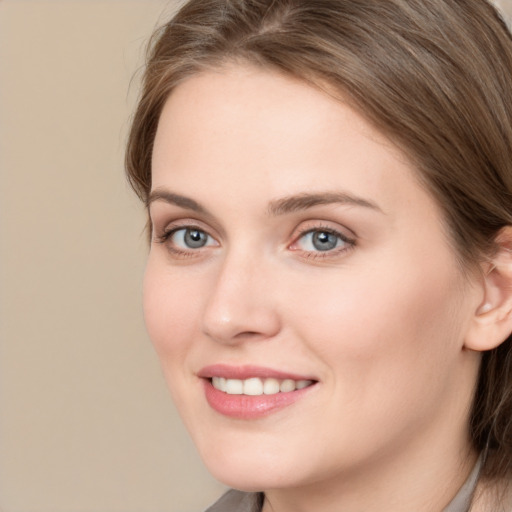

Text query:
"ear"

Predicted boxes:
[[464, 226, 512, 352]]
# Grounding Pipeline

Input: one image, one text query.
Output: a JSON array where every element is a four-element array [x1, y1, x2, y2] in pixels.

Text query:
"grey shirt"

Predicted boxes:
[[206, 458, 482, 512]]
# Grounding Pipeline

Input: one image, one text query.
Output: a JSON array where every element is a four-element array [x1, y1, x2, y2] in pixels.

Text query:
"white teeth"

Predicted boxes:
[[263, 378, 280, 395], [212, 376, 226, 392], [225, 379, 243, 395], [243, 378, 263, 396], [296, 380, 311, 390], [211, 377, 314, 396], [280, 379, 296, 392]]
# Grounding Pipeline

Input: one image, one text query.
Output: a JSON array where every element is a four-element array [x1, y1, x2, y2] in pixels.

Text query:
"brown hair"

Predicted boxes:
[[126, 0, 512, 481]]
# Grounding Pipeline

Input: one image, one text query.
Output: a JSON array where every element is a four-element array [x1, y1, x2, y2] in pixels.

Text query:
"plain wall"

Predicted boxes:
[[0, 2, 224, 511], [1, 1, 511, 512]]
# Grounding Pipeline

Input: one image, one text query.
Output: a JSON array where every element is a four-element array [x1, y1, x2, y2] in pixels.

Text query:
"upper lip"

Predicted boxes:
[[198, 364, 317, 381]]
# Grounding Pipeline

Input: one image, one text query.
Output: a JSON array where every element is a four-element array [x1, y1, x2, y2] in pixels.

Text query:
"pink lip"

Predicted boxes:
[[198, 364, 316, 381], [198, 364, 318, 420]]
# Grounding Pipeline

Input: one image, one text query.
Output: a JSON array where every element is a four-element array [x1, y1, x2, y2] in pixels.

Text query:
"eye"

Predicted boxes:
[[291, 228, 354, 254], [169, 227, 216, 249]]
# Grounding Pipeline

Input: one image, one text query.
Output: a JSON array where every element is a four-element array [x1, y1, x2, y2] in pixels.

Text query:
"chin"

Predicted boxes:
[[209, 471, 269, 492], [195, 434, 304, 491], [206, 461, 294, 492]]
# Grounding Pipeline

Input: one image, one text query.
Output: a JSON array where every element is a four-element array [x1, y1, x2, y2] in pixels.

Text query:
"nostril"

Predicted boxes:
[[233, 331, 269, 341]]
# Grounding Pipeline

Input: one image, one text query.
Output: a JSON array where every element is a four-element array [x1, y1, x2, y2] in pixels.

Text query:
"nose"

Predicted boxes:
[[201, 251, 281, 345]]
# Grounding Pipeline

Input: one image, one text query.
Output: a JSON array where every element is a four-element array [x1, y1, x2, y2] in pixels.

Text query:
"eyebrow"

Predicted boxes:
[[147, 189, 210, 215], [267, 192, 383, 216], [147, 189, 383, 216]]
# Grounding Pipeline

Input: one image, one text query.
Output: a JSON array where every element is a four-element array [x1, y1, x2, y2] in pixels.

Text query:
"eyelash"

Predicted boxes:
[[153, 223, 356, 260]]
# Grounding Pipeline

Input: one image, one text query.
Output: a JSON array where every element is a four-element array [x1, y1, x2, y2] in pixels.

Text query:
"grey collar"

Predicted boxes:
[[442, 457, 482, 512]]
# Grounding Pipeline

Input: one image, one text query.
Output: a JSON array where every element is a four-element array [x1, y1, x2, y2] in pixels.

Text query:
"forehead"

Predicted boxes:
[[151, 65, 436, 224]]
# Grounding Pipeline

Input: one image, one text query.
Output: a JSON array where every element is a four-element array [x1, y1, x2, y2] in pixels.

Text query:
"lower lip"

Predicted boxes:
[[203, 379, 316, 419]]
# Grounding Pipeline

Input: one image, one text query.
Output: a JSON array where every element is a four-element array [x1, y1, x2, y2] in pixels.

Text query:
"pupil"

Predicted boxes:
[[313, 231, 337, 251], [185, 229, 207, 248]]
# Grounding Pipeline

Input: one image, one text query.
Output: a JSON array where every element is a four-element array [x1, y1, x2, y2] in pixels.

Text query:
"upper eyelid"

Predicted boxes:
[[291, 220, 357, 240], [150, 210, 226, 240], [296, 225, 352, 237], [154, 217, 217, 236]]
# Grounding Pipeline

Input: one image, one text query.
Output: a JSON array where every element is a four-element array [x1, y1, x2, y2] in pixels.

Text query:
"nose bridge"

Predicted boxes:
[[201, 245, 280, 344]]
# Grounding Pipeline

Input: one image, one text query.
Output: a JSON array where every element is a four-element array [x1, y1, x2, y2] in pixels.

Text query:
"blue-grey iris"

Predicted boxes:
[[184, 229, 208, 248], [312, 231, 338, 251]]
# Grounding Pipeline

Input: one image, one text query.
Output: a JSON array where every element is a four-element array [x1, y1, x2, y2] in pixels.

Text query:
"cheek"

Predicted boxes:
[[277, 260, 472, 464], [142, 259, 200, 360], [286, 255, 467, 390]]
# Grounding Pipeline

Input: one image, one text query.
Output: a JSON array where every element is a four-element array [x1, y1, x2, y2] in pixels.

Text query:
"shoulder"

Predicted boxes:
[[205, 489, 263, 512]]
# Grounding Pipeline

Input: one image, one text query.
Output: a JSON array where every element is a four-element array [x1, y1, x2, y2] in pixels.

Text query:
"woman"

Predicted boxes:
[[126, 1, 512, 510]]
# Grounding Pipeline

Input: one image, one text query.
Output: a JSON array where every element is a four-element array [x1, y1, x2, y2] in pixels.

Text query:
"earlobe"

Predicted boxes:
[[464, 227, 512, 352]]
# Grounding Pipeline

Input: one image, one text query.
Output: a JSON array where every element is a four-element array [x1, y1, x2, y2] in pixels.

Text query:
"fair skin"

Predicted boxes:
[[144, 64, 492, 512]]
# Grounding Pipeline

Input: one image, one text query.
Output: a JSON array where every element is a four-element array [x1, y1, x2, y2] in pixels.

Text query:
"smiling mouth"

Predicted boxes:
[[210, 377, 315, 396], [201, 368, 318, 418]]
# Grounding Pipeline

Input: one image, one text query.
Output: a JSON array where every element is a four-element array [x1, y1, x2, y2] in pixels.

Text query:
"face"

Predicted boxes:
[[145, 65, 482, 492]]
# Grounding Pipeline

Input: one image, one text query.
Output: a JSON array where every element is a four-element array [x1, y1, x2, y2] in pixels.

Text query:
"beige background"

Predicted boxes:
[[0, 1, 225, 511], [0, 1, 511, 512]]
